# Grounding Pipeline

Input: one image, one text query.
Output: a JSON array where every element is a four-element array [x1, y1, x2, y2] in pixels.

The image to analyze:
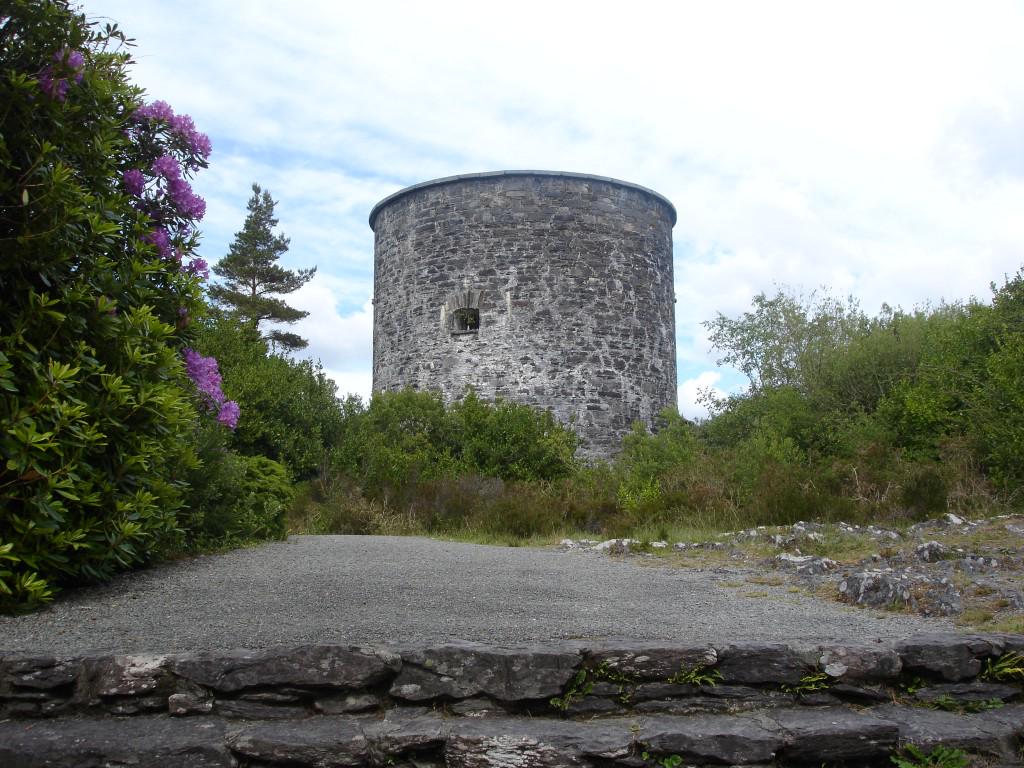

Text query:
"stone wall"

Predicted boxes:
[[2, 634, 1023, 766], [370, 171, 678, 458]]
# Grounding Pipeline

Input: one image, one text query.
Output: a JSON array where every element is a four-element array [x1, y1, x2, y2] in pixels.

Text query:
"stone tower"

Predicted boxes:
[[369, 170, 677, 458]]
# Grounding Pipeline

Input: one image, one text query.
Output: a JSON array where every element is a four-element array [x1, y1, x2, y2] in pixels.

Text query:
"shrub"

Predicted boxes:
[[0, 3, 212, 611], [183, 421, 291, 544], [193, 314, 347, 478], [449, 390, 578, 481]]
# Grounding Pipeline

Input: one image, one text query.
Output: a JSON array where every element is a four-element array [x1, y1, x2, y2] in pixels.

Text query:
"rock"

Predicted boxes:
[[215, 699, 309, 719], [3, 656, 78, 690], [449, 697, 507, 716], [390, 642, 580, 703], [586, 642, 717, 681], [638, 713, 783, 765], [168, 691, 213, 716], [0, 715, 233, 767], [763, 706, 898, 763], [817, 645, 902, 681], [173, 644, 400, 693], [590, 538, 638, 554], [960, 555, 1000, 574], [913, 681, 1021, 705], [227, 717, 368, 767], [867, 702, 1024, 759], [83, 654, 170, 698], [445, 717, 634, 768], [774, 553, 837, 575], [716, 643, 817, 685], [839, 570, 913, 608], [364, 708, 449, 756], [896, 634, 996, 681], [916, 541, 948, 562], [314, 693, 382, 714]]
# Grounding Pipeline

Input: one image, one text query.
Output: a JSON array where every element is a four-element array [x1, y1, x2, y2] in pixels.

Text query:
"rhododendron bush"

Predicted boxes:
[[0, 1, 237, 610]]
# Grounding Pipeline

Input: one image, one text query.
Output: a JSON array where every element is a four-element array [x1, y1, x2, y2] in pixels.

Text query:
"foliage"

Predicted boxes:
[[781, 671, 832, 696], [980, 651, 1024, 682], [450, 390, 577, 481], [703, 288, 869, 393], [641, 753, 684, 768], [666, 663, 722, 687], [210, 183, 315, 352], [343, 389, 577, 503], [890, 744, 969, 768], [192, 313, 347, 479], [0, 2, 214, 611], [180, 420, 291, 544]]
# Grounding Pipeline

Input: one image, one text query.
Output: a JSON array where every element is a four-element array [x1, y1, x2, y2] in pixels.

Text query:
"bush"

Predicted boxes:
[[0, 3, 211, 611], [183, 421, 291, 544], [192, 314, 347, 478]]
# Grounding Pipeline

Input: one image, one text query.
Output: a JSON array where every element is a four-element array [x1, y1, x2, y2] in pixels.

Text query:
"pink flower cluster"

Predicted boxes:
[[182, 348, 240, 429], [38, 48, 84, 102]]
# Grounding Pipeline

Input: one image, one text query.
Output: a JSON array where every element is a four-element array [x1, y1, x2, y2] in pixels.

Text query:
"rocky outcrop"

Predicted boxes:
[[559, 512, 1024, 623]]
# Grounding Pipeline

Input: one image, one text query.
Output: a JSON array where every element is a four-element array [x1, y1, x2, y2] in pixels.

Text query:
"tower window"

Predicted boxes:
[[452, 307, 479, 332], [445, 288, 484, 336]]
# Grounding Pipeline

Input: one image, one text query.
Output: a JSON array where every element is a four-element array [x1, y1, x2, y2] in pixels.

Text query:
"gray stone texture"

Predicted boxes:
[[370, 171, 678, 458], [1, 635, 1024, 766]]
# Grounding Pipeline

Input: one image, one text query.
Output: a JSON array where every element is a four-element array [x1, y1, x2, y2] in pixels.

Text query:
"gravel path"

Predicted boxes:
[[0, 536, 955, 654]]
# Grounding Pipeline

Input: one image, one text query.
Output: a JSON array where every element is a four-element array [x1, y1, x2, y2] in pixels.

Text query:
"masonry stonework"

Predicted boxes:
[[370, 171, 677, 458]]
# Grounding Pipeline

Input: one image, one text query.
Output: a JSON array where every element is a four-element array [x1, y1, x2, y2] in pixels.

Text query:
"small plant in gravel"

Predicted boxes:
[[550, 662, 638, 711], [899, 676, 927, 696], [980, 651, 1024, 682], [667, 663, 722, 687], [781, 671, 832, 696], [890, 744, 970, 768], [550, 668, 593, 711], [928, 694, 1003, 714], [641, 752, 684, 768]]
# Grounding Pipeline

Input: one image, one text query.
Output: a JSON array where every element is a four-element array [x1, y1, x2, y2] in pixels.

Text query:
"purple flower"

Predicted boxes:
[[182, 348, 225, 406], [134, 99, 174, 122], [189, 131, 213, 161], [185, 257, 209, 280], [151, 154, 181, 180], [182, 350, 239, 429], [143, 227, 173, 259], [216, 401, 240, 429], [38, 48, 86, 102], [133, 101, 212, 164], [123, 169, 145, 197], [166, 175, 206, 220], [38, 67, 69, 101], [63, 49, 85, 82]]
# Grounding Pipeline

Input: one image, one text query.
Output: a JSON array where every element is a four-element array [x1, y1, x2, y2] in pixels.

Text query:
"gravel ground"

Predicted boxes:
[[0, 535, 956, 654]]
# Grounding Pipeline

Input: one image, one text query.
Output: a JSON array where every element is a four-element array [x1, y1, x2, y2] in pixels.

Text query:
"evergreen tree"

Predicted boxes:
[[211, 183, 316, 351]]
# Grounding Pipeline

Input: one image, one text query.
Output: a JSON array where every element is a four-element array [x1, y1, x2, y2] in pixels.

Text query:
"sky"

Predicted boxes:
[[86, 0, 1024, 419]]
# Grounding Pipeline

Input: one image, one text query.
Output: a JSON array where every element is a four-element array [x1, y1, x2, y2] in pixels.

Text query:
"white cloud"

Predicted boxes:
[[271, 275, 374, 378], [678, 372, 733, 422]]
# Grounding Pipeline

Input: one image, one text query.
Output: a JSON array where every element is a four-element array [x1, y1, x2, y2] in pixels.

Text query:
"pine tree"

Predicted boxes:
[[210, 183, 316, 351]]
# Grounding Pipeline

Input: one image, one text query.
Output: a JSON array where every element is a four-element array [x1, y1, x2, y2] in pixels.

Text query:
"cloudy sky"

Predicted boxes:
[[87, 0, 1024, 418]]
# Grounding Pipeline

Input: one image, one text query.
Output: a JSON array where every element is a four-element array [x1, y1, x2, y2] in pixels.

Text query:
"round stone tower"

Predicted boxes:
[[369, 170, 677, 458]]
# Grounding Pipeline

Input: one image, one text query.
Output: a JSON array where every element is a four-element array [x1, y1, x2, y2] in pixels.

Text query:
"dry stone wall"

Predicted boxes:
[[370, 171, 678, 458], [3, 634, 1024, 766]]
